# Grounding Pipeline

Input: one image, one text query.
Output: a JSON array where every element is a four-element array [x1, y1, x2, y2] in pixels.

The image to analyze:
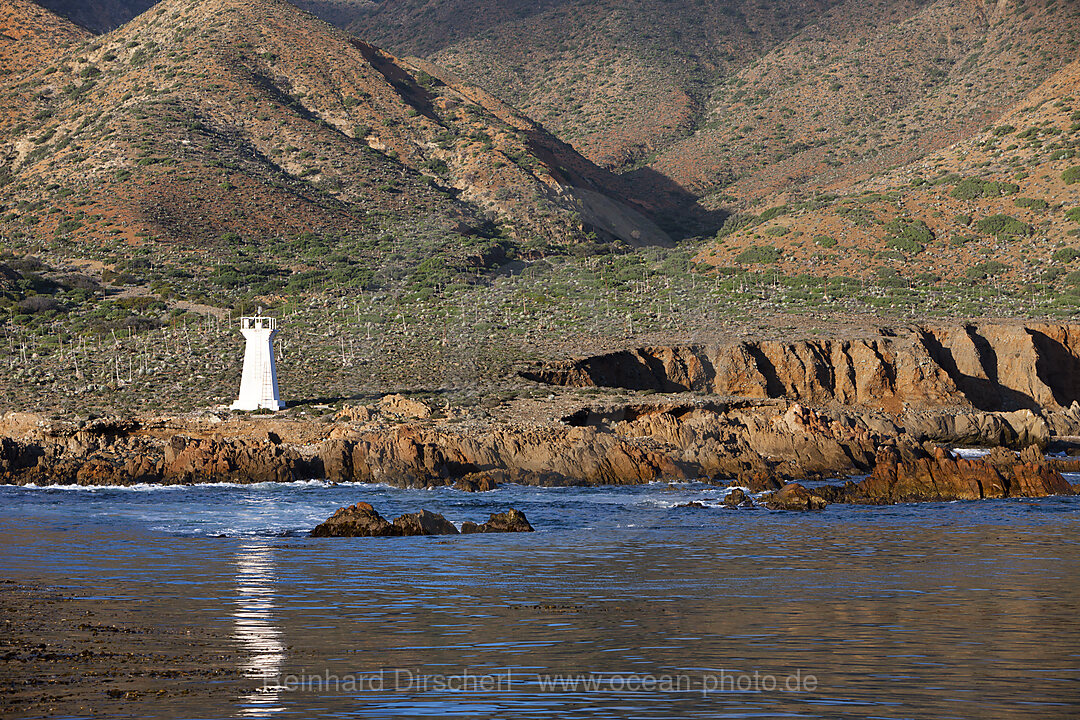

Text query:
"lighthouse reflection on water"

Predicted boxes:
[[234, 542, 286, 717]]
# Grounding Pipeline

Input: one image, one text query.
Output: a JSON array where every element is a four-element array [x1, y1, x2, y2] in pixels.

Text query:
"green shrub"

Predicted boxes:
[[883, 217, 933, 255], [1063, 167, 1080, 185], [874, 266, 907, 288], [1052, 248, 1080, 263], [887, 236, 923, 254], [1066, 207, 1080, 223], [764, 225, 791, 237], [975, 214, 1032, 238], [1014, 197, 1049, 211], [814, 235, 837, 247], [758, 205, 790, 222], [966, 261, 1010, 279], [950, 177, 1020, 200], [954, 214, 972, 226], [736, 245, 781, 264], [950, 178, 985, 200]]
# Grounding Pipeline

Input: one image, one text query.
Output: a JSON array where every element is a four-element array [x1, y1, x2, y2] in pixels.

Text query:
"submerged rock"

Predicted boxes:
[[765, 483, 828, 511], [723, 488, 752, 507], [312, 505, 533, 537], [392, 509, 459, 536], [460, 509, 534, 534], [454, 472, 499, 492], [310, 502, 397, 537]]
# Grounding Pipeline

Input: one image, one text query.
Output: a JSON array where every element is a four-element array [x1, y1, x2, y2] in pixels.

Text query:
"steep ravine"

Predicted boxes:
[[520, 324, 1080, 414]]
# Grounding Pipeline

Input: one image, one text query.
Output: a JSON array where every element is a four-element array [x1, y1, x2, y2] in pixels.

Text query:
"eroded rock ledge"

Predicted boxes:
[[520, 323, 1080, 415]]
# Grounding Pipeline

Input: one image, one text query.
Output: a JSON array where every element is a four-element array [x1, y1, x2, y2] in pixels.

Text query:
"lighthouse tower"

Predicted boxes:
[[231, 313, 285, 411]]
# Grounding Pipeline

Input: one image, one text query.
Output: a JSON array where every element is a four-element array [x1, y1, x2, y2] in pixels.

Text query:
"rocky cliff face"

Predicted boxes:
[[3, 323, 1080, 501], [2, 394, 1078, 498], [521, 324, 1080, 414]]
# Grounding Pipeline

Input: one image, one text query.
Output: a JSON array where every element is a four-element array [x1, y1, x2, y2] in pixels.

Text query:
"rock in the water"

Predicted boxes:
[[738, 473, 783, 493], [454, 472, 499, 492], [724, 488, 752, 507], [310, 502, 397, 537], [675, 500, 707, 508], [392, 509, 459, 536], [313, 505, 532, 537], [765, 483, 827, 511], [460, 508, 534, 533], [853, 444, 1074, 503]]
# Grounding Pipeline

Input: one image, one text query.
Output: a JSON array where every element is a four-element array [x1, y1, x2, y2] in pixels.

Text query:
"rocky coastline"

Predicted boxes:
[[3, 324, 1080, 508]]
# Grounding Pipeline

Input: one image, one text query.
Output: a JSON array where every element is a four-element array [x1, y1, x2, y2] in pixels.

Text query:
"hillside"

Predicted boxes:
[[657, 0, 1080, 206], [33, 0, 158, 34], [312, 0, 1078, 210], [339, 0, 846, 172], [25, 1, 1078, 213], [0, 0, 682, 298], [696, 60, 1080, 315], [0, 0, 90, 78]]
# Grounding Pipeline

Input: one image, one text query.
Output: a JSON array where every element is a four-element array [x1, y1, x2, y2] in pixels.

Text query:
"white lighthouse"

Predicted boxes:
[[231, 314, 285, 412]]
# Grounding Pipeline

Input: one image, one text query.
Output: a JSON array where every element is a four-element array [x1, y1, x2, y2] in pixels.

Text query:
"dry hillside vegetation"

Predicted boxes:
[[335, 0, 1078, 210], [698, 60, 1080, 315], [22, 0, 1078, 210], [0, 0, 681, 291], [658, 0, 1080, 207], [0, 0, 90, 78], [346, 0, 845, 172], [33, 0, 160, 34]]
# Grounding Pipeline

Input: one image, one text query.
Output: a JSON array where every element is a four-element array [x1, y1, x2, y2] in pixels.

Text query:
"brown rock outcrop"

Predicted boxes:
[[723, 488, 752, 507], [460, 509, 534, 533], [391, 509, 460, 536], [162, 435, 309, 484], [522, 323, 1080, 414], [318, 424, 684, 488], [310, 502, 398, 537], [378, 394, 434, 420], [454, 472, 499, 492], [849, 445, 1074, 503], [765, 483, 828, 511], [312, 505, 532, 537]]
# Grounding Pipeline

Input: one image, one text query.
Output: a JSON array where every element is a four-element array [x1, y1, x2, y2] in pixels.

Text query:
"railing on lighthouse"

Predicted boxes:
[[231, 314, 285, 412]]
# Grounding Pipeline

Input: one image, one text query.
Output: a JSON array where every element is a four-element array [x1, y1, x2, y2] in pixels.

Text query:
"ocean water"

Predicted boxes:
[[2, 481, 1080, 719]]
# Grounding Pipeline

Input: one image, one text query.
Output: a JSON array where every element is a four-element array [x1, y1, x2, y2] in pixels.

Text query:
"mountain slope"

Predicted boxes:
[[0, 0, 679, 286], [338, 0, 847, 171], [0, 0, 90, 78], [656, 0, 1080, 206], [27, 0, 1077, 216], [696, 60, 1080, 305], [314, 0, 1078, 209], [32, 0, 158, 34]]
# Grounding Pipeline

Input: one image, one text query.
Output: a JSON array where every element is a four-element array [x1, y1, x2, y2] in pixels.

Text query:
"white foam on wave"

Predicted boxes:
[[951, 447, 996, 459], [14, 482, 188, 492], [7, 478, 407, 492]]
